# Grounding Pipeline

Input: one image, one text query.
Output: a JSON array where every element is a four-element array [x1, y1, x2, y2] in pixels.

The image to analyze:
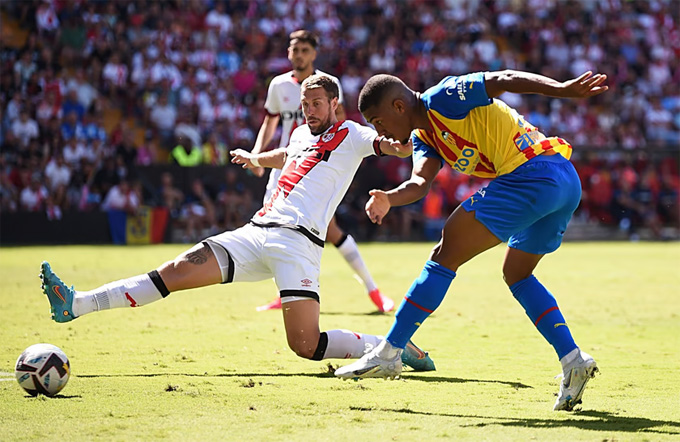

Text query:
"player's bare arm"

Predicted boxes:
[[250, 113, 281, 177], [484, 70, 608, 99], [377, 137, 413, 158], [230, 147, 287, 170], [366, 156, 440, 224]]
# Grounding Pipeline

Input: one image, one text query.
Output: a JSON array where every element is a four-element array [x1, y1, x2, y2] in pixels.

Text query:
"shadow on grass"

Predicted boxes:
[[75, 372, 529, 388], [350, 406, 680, 435], [320, 311, 392, 317], [24, 394, 82, 399], [405, 374, 531, 389]]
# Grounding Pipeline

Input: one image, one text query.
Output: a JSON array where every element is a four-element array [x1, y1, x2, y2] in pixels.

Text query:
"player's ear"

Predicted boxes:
[[330, 96, 338, 112], [393, 98, 406, 114]]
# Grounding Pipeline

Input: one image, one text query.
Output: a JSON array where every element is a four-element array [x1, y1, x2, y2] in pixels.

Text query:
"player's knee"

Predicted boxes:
[[287, 339, 316, 360], [287, 332, 323, 360], [429, 244, 461, 272], [502, 265, 532, 287]]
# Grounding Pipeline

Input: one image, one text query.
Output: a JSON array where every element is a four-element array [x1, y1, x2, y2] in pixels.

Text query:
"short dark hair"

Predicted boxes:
[[358, 74, 407, 113], [301, 74, 338, 100], [289, 30, 318, 49]]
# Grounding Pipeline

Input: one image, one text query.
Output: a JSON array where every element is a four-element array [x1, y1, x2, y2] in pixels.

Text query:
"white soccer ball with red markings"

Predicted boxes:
[[15, 344, 70, 397]]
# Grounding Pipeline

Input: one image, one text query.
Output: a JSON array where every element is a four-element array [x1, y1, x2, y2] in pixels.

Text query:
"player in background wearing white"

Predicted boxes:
[[250, 30, 394, 313], [40, 74, 434, 372]]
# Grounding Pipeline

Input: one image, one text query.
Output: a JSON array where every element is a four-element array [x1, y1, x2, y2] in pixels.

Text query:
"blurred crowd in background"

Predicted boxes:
[[1, 0, 678, 241]]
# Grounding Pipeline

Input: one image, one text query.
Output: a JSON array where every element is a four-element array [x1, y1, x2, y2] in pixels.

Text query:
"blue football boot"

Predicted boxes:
[[40, 261, 77, 323], [401, 340, 436, 372]]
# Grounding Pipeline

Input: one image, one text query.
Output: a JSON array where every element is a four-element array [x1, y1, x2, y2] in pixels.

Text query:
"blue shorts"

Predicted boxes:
[[461, 154, 581, 255]]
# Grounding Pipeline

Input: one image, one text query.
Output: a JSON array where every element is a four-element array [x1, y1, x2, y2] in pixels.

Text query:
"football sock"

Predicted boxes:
[[385, 260, 456, 349], [72, 271, 169, 316], [335, 234, 378, 292], [317, 330, 383, 360], [560, 348, 581, 372], [510, 275, 577, 359]]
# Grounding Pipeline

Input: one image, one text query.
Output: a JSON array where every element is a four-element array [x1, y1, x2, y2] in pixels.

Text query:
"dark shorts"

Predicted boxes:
[[461, 154, 582, 255]]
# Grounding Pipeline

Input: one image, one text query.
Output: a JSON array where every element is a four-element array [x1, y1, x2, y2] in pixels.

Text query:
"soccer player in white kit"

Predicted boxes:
[[250, 30, 394, 313], [40, 74, 435, 371]]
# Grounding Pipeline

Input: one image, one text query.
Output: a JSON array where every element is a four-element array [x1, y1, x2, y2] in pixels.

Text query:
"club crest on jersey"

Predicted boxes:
[[442, 131, 450, 141], [321, 132, 335, 143]]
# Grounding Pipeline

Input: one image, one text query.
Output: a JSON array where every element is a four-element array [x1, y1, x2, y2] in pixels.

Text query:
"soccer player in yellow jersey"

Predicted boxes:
[[335, 70, 608, 411]]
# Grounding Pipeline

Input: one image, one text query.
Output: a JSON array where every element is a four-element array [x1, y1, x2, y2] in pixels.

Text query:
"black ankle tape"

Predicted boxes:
[[333, 233, 349, 248], [148, 270, 170, 298], [311, 332, 328, 361]]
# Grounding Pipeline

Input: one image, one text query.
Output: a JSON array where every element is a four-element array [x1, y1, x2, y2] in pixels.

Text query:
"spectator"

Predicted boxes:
[[149, 94, 177, 147], [44, 153, 71, 208], [158, 172, 183, 220], [20, 173, 48, 212], [178, 178, 217, 242], [101, 178, 139, 214], [11, 110, 39, 148]]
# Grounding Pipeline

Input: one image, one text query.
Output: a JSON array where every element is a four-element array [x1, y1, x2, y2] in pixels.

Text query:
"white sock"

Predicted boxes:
[[375, 339, 402, 360], [322, 329, 383, 359], [560, 348, 581, 371], [336, 234, 378, 292], [73, 273, 164, 317]]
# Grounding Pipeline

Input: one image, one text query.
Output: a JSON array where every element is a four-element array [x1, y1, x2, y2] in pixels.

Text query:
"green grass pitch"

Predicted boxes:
[[1, 242, 679, 441]]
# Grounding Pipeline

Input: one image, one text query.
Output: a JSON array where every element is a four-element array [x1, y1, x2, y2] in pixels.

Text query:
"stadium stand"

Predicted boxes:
[[1, 0, 678, 243]]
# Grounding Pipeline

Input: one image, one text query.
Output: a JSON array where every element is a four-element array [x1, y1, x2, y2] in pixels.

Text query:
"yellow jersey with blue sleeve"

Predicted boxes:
[[411, 72, 572, 178]]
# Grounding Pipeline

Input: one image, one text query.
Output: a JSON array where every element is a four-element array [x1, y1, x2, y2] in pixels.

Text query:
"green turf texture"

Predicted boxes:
[[1, 242, 679, 441]]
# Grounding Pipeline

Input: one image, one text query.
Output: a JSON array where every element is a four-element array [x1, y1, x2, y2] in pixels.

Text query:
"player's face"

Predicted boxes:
[[363, 100, 412, 144], [288, 41, 316, 72], [301, 87, 337, 135]]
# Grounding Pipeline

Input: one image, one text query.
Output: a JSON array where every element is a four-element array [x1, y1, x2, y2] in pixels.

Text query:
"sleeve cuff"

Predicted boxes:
[[372, 135, 387, 156]]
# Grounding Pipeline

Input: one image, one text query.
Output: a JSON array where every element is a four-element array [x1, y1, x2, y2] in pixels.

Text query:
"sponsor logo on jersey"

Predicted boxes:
[[444, 80, 467, 101], [281, 109, 305, 121], [301, 278, 313, 287]]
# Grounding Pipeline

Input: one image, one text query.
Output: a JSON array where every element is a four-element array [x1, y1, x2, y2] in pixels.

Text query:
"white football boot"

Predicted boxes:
[[335, 340, 403, 380], [553, 350, 598, 411]]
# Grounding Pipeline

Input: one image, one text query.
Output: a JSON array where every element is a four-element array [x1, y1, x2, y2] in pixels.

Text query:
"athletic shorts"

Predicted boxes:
[[204, 223, 322, 303], [461, 154, 582, 255]]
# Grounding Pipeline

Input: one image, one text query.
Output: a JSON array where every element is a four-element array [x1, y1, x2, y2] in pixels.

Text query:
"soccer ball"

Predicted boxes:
[[15, 344, 70, 397]]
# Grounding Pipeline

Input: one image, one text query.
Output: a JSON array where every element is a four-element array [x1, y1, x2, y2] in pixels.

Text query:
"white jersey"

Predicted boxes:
[[264, 69, 344, 148], [251, 120, 381, 246]]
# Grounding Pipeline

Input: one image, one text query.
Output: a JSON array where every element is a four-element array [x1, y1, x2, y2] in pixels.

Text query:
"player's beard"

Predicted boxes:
[[293, 61, 309, 72], [308, 115, 332, 135]]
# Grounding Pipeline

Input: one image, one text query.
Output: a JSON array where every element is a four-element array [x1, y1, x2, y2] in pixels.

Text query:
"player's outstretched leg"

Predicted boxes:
[[40, 261, 77, 323], [554, 349, 598, 411]]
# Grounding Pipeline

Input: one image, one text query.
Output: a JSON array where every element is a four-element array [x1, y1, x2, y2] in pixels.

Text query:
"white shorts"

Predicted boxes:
[[204, 223, 322, 302], [263, 168, 282, 204]]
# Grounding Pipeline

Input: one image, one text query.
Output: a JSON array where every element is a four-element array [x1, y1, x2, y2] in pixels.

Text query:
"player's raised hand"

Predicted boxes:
[[561, 71, 608, 98], [230, 149, 260, 170], [366, 189, 391, 225]]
